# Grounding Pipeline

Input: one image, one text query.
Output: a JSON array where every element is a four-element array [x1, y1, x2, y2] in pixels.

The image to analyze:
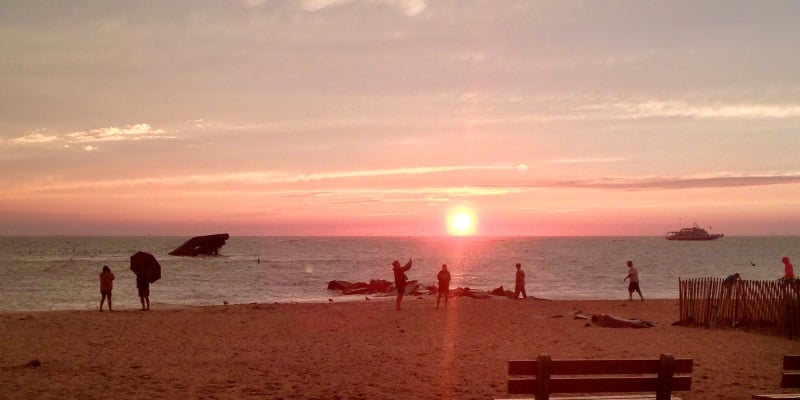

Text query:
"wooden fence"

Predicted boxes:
[[679, 277, 800, 340]]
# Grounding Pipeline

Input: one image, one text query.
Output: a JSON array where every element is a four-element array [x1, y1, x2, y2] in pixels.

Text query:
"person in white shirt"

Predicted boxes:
[[623, 260, 644, 301]]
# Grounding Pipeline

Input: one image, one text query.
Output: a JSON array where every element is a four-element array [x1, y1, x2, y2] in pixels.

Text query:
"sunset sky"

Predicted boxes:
[[1, 0, 799, 236]]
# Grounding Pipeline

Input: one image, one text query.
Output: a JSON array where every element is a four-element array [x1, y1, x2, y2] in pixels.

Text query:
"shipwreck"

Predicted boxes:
[[169, 233, 230, 256]]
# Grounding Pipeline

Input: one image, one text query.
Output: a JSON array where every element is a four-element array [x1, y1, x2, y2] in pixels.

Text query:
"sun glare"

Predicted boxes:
[[447, 208, 477, 236]]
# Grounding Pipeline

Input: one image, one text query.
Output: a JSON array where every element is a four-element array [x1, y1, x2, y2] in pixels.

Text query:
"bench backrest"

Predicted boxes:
[[508, 353, 693, 400], [781, 354, 800, 388]]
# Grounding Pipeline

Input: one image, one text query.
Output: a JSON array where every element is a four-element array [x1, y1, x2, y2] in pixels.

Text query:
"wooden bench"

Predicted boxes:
[[500, 353, 693, 400], [753, 355, 800, 400]]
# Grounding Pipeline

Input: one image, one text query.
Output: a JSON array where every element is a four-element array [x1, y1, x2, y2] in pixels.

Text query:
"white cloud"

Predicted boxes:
[[551, 158, 625, 164], [9, 123, 173, 147], [241, 0, 268, 7], [288, 165, 512, 182], [459, 92, 479, 101], [301, 0, 355, 12], [14, 131, 59, 144], [66, 123, 173, 142], [185, 119, 211, 129], [3, 165, 522, 197], [300, 0, 426, 16], [385, 0, 426, 16], [581, 100, 800, 120]]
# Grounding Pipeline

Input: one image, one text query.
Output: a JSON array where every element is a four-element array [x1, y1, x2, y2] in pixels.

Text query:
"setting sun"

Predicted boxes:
[[447, 207, 477, 236]]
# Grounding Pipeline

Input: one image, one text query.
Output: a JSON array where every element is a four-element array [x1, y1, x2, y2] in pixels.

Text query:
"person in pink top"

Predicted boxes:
[[781, 256, 795, 281]]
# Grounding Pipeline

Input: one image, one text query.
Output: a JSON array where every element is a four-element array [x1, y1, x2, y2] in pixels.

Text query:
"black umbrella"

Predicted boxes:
[[130, 251, 161, 283]]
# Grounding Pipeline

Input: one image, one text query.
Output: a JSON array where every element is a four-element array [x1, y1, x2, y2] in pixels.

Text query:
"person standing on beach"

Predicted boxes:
[[623, 260, 644, 301], [99, 266, 115, 312], [136, 273, 150, 311], [781, 256, 795, 281], [436, 264, 451, 309], [392, 258, 412, 311], [723, 273, 741, 286], [514, 263, 527, 299], [722, 272, 740, 300]]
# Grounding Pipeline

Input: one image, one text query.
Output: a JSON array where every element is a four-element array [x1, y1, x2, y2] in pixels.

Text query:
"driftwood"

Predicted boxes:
[[591, 314, 656, 328], [327, 280, 533, 300], [169, 234, 230, 256]]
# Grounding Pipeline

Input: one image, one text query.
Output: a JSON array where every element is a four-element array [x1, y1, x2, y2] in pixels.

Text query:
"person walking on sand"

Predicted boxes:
[[623, 260, 644, 301], [136, 273, 150, 311], [436, 264, 451, 309], [514, 263, 527, 299], [781, 256, 795, 281], [99, 266, 115, 312], [392, 258, 412, 311]]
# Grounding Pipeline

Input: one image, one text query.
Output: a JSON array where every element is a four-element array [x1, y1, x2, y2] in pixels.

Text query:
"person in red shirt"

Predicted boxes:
[[781, 256, 795, 281]]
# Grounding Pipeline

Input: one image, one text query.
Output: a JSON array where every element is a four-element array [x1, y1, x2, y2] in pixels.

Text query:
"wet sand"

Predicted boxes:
[[1, 298, 797, 399]]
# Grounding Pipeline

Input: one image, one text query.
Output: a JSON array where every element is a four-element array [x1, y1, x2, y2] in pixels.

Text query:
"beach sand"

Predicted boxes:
[[1, 298, 797, 399]]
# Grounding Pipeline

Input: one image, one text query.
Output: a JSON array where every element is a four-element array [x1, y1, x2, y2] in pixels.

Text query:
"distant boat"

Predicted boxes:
[[666, 224, 724, 241]]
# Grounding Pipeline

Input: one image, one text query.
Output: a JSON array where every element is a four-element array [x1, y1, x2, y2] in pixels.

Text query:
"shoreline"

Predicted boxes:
[[2, 298, 797, 399], [1, 292, 686, 314]]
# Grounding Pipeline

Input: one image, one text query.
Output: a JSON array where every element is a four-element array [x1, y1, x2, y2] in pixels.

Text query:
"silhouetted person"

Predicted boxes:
[[514, 263, 527, 299], [136, 273, 150, 311], [724, 273, 741, 285], [623, 260, 644, 301], [436, 264, 451, 309], [99, 265, 115, 312], [722, 272, 740, 300], [392, 258, 412, 311]]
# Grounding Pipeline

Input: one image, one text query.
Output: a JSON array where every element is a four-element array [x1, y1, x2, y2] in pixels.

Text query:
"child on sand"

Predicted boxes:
[[99, 266, 114, 312]]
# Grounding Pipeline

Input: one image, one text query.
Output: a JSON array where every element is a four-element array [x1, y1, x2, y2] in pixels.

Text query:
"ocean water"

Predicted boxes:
[[0, 236, 797, 312]]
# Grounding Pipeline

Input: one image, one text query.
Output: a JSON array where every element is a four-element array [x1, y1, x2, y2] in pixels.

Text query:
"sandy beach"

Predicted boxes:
[[1, 297, 797, 399]]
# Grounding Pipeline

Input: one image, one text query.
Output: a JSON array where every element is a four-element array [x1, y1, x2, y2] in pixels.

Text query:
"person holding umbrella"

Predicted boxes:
[[137, 274, 150, 311], [130, 251, 161, 311]]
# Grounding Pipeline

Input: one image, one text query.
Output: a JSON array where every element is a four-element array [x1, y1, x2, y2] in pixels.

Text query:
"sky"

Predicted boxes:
[[1, 0, 799, 237]]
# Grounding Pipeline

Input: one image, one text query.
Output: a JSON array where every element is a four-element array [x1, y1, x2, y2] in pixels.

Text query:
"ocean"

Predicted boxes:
[[0, 236, 797, 312]]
